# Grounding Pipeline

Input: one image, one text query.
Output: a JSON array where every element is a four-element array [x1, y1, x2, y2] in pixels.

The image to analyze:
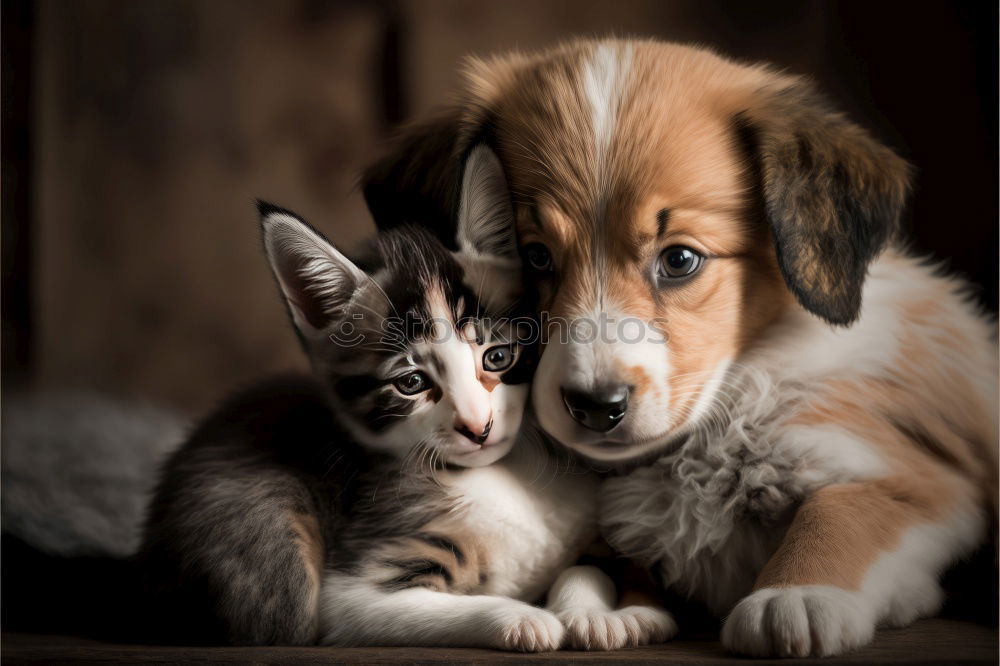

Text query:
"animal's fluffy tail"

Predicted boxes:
[[1, 391, 187, 637], [2, 391, 187, 558]]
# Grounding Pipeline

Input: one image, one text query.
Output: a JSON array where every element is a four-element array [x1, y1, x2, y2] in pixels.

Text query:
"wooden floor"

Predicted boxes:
[[2, 619, 996, 665]]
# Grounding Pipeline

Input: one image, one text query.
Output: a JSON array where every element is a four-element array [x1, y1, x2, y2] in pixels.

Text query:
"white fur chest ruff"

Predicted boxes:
[[600, 372, 887, 615], [447, 442, 600, 602]]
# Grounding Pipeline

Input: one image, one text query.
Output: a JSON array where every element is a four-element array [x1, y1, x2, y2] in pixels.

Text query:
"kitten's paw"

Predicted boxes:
[[490, 606, 564, 652], [558, 606, 677, 650], [722, 586, 875, 657]]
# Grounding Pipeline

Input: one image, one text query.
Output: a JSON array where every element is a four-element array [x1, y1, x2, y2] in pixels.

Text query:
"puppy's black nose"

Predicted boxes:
[[561, 385, 629, 432]]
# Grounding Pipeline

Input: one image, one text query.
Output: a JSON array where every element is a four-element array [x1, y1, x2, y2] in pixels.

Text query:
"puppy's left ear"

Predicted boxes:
[[739, 79, 912, 326]]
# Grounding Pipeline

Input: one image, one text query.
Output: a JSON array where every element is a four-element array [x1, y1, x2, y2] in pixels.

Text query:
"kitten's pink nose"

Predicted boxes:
[[455, 415, 493, 445]]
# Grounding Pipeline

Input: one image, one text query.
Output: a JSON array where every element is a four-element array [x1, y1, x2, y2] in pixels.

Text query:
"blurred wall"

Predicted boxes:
[[3, 0, 996, 412]]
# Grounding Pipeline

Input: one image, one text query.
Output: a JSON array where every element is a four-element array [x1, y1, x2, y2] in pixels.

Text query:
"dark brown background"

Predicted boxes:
[[3, 0, 997, 413]]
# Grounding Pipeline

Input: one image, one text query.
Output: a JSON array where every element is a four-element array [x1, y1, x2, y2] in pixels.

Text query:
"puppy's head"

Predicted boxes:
[[364, 40, 910, 462]]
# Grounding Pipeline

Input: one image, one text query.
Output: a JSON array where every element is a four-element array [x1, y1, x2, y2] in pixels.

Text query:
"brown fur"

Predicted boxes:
[[289, 511, 324, 611], [763, 341, 991, 589], [362, 39, 906, 437], [754, 477, 958, 590]]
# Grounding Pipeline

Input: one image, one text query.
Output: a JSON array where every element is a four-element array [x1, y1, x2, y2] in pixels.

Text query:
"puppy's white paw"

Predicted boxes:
[[489, 605, 564, 652], [721, 586, 875, 657], [559, 606, 677, 650]]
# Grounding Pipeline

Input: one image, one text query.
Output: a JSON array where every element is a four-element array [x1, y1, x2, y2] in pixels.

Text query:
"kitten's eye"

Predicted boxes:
[[482, 345, 515, 372], [523, 243, 553, 273], [394, 371, 431, 396], [657, 246, 704, 280]]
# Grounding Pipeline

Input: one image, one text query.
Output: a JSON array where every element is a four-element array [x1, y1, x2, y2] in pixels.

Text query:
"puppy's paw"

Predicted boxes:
[[721, 586, 875, 657], [558, 606, 677, 650], [490, 605, 564, 652]]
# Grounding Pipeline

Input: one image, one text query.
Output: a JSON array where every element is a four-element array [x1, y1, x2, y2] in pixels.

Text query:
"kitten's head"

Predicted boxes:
[[260, 147, 529, 467]]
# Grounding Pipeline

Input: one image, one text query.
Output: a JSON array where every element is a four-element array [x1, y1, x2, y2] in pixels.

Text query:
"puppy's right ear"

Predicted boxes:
[[258, 201, 366, 339], [362, 106, 465, 240]]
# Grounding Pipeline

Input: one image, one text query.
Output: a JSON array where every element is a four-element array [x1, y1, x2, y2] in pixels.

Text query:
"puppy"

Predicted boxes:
[[361, 38, 998, 657]]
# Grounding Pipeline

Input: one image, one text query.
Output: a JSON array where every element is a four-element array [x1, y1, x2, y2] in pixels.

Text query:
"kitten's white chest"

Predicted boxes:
[[446, 446, 600, 602]]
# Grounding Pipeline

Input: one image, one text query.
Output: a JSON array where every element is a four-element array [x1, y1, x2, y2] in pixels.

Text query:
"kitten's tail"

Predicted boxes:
[[1, 390, 187, 636]]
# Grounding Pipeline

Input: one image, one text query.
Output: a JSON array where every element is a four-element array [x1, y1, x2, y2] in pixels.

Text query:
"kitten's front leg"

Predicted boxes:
[[320, 572, 563, 651], [546, 565, 677, 650]]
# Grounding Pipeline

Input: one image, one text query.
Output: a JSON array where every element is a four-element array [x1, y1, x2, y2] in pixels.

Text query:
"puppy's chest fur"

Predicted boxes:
[[345, 442, 600, 603], [600, 375, 877, 615]]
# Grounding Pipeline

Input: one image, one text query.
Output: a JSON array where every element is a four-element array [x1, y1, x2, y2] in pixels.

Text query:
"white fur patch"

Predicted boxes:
[[722, 585, 874, 657], [583, 42, 633, 173], [864, 509, 983, 628], [318, 435, 601, 650], [445, 437, 601, 601], [546, 565, 677, 650], [773, 425, 889, 485], [599, 369, 889, 615], [320, 572, 564, 650]]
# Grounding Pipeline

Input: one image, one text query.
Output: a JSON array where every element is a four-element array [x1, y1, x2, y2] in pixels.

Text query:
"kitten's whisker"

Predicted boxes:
[[363, 273, 401, 320]]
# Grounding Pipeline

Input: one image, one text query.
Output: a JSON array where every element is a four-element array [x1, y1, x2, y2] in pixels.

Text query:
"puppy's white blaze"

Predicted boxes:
[[582, 42, 633, 175]]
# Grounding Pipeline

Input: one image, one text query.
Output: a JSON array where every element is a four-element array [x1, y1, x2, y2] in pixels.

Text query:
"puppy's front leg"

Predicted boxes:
[[319, 572, 563, 651], [546, 565, 676, 650], [721, 479, 982, 657]]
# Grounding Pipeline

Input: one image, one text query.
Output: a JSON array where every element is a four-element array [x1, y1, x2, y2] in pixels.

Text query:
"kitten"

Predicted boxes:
[[140, 148, 676, 650]]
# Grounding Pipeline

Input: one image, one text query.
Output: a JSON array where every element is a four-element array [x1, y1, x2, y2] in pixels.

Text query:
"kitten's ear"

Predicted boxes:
[[258, 201, 366, 337], [456, 144, 518, 260]]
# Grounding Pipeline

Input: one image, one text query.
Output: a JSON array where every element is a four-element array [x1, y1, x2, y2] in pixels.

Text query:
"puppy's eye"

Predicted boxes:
[[394, 371, 431, 395], [482, 345, 515, 372], [657, 246, 704, 280], [523, 243, 553, 273]]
